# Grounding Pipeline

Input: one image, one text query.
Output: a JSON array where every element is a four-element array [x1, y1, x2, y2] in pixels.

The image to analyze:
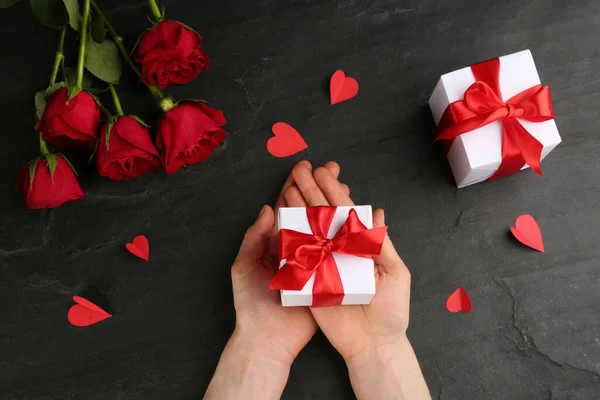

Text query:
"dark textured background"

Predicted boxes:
[[1, 0, 600, 399]]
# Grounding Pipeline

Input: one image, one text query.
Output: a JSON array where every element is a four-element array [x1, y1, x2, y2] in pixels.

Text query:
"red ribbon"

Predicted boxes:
[[435, 57, 555, 181], [269, 206, 387, 307]]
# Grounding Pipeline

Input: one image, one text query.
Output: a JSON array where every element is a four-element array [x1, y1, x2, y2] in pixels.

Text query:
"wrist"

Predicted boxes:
[[344, 333, 410, 370], [230, 327, 295, 369], [204, 329, 293, 400], [345, 334, 431, 400]]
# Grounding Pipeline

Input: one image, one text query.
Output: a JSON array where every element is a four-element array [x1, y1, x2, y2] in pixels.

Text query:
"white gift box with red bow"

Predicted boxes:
[[276, 206, 376, 307], [429, 50, 562, 188]]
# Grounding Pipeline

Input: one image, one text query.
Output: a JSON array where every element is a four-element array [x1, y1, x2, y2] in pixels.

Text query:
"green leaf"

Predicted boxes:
[[35, 82, 66, 120], [61, 0, 80, 30], [64, 66, 94, 89], [0, 0, 20, 8], [46, 81, 67, 96], [130, 115, 150, 128], [28, 157, 41, 188], [90, 13, 106, 43], [30, 0, 67, 29], [67, 86, 81, 101], [34, 90, 46, 120], [44, 153, 58, 184], [84, 37, 122, 84], [105, 116, 117, 150]]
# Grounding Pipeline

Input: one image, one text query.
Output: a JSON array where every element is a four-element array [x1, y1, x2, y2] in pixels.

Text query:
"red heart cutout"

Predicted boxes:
[[446, 287, 472, 313], [126, 235, 150, 260], [267, 122, 308, 158], [510, 215, 544, 253], [330, 69, 359, 105], [68, 296, 111, 327]]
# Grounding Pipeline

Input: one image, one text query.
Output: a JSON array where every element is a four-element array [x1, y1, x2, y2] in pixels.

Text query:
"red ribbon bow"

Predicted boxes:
[[269, 206, 387, 307], [435, 57, 555, 181]]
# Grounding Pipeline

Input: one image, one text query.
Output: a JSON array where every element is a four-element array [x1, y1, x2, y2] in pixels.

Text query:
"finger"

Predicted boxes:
[[313, 167, 354, 206], [323, 161, 340, 179], [274, 160, 311, 211], [373, 208, 384, 228], [235, 205, 275, 263], [371, 209, 407, 278], [287, 162, 341, 207], [284, 186, 307, 207], [340, 183, 350, 196], [292, 162, 329, 206], [271, 160, 312, 238]]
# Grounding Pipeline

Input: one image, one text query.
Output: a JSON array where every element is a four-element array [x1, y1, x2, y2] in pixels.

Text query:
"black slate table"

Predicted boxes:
[[2, 0, 600, 399]]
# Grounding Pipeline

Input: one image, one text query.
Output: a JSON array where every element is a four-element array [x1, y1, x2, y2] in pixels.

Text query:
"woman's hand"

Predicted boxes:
[[230, 161, 343, 360], [284, 161, 430, 399], [205, 161, 347, 400], [283, 161, 410, 358]]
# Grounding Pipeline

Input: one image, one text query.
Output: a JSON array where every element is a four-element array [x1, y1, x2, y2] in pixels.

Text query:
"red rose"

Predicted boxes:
[[97, 116, 161, 180], [17, 154, 84, 210], [134, 20, 208, 90], [35, 88, 101, 150], [156, 102, 226, 173]]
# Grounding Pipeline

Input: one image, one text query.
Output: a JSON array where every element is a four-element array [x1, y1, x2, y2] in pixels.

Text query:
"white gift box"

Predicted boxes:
[[428, 50, 562, 188], [277, 206, 375, 307]]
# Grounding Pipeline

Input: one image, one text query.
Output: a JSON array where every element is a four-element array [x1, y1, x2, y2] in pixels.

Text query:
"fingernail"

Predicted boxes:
[[381, 209, 385, 223], [259, 205, 268, 216]]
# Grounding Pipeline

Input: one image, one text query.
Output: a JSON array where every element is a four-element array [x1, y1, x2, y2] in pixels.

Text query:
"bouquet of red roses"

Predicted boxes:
[[2, 0, 227, 209]]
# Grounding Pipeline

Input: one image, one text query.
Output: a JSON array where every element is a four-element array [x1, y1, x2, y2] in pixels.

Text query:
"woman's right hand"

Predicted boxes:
[[283, 162, 431, 400]]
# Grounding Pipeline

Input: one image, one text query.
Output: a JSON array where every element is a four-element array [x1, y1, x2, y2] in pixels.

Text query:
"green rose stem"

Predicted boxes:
[[39, 132, 50, 156], [39, 25, 68, 158], [108, 84, 124, 116], [49, 25, 67, 87], [76, 0, 92, 89], [147, 0, 162, 22], [89, 0, 175, 112]]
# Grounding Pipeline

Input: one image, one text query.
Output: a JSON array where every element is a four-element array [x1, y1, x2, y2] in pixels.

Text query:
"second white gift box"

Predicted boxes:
[[429, 50, 562, 188]]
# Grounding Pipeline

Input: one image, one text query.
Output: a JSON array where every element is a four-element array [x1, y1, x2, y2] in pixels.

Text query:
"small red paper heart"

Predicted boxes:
[[267, 122, 308, 158], [510, 215, 544, 253], [126, 235, 150, 260], [68, 296, 111, 327], [330, 69, 359, 105], [446, 287, 472, 313]]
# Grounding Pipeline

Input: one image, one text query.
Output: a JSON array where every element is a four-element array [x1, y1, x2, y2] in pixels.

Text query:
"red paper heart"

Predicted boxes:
[[446, 287, 472, 313], [510, 215, 544, 253], [126, 235, 150, 260], [68, 296, 111, 327], [330, 69, 359, 105], [267, 122, 308, 158]]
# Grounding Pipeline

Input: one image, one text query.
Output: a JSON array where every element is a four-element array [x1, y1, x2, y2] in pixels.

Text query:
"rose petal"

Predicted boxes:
[[19, 156, 84, 209], [97, 116, 160, 180]]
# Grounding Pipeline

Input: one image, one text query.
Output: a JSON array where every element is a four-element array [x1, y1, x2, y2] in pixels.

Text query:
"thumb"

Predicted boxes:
[[235, 205, 275, 263], [372, 208, 407, 279]]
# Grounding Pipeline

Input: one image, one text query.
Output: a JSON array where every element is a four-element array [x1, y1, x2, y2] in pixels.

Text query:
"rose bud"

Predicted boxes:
[[134, 20, 208, 90], [17, 153, 84, 210], [35, 88, 101, 150], [156, 101, 226, 173], [97, 116, 161, 180]]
